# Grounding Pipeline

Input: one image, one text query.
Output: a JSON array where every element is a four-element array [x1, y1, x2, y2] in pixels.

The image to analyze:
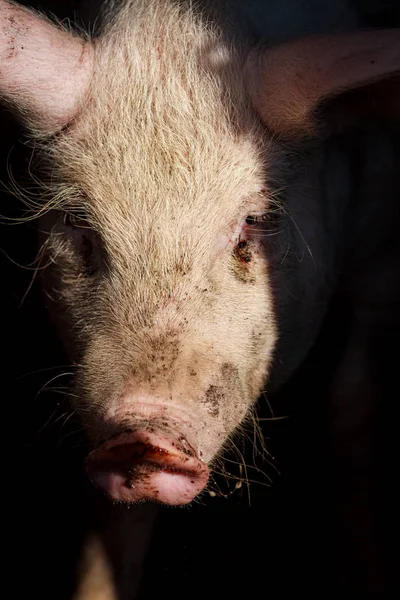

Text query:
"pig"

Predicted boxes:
[[1, 0, 399, 597]]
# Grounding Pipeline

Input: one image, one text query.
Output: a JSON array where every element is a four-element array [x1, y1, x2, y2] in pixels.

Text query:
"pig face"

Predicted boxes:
[[38, 3, 278, 504]]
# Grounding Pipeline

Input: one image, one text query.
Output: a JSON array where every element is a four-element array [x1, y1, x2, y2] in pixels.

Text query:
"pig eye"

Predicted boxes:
[[242, 210, 283, 245], [245, 214, 270, 226], [63, 212, 91, 230], [61, 212, 101, 276]]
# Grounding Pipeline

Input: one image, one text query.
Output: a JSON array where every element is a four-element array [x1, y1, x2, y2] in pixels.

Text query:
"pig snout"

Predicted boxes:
[[85, 430, 209, 505]]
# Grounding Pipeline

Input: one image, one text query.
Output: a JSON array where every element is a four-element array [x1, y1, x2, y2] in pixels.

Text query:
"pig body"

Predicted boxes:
[[1, 0, 399, 597]]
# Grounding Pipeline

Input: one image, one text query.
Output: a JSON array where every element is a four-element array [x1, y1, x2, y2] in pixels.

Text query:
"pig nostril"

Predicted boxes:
[[87, 441, 174, 477]]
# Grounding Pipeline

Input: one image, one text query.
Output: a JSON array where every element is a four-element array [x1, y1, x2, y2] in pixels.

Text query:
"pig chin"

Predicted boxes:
[[84, 402, 227, 506]]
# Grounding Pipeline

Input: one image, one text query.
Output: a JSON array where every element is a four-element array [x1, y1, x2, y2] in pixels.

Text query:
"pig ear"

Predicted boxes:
[[244, 30, 400, 138], [0, 1, 93, 134]]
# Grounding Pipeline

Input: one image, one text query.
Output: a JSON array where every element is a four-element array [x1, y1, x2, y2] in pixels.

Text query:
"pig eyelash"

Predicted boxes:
[[242, 203, 286, 239]]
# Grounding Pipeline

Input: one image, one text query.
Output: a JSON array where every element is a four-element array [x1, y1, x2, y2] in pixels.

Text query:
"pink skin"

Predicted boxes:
[[0, 0, 93, 132], [86, 430, 209, 506]]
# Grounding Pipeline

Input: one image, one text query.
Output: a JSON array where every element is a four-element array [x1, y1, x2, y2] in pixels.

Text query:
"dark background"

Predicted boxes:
[[1, 1, 399, 598]]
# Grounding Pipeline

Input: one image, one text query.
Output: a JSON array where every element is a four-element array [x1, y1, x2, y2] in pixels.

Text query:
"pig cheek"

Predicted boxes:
[[39, 246, 96, 364], [78, 340, 130, 421], [247, 325, 276, 396], [200, 366, 249, 452], [221, 396, 249, 436], [199, 396, 249, 461], [40, 257, 75, 347]]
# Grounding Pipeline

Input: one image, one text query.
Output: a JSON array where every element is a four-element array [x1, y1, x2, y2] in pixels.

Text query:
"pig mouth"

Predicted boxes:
[[85, 431, 209, 505]]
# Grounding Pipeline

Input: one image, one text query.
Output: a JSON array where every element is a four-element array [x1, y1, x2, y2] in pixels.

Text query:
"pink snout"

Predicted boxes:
[[85, 431, 209, 505]]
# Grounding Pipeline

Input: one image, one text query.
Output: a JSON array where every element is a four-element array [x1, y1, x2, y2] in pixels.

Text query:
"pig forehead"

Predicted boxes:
[[74, 80, 266, 203], [78, 140, 265, 215], [61, 112, 269, 232], [56, 0, 272, 225]]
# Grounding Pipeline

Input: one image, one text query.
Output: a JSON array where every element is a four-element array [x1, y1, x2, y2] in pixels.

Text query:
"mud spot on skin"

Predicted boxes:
[[201, 363, 241, 420], [250, 329, 265, 355], [204, 385, 224, 417], [6, 11, 29, 59], [143, 330, 181, 381], [235, 240, 252, 263], [175, 254, 192, 277], [178, 436, 195, 457], [221, 362, 240, 385], [232, 241, 255, 283]]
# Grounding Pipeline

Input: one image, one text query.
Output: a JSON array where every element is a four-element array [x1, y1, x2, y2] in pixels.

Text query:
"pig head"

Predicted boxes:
[[1, 0, 399, 506]]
